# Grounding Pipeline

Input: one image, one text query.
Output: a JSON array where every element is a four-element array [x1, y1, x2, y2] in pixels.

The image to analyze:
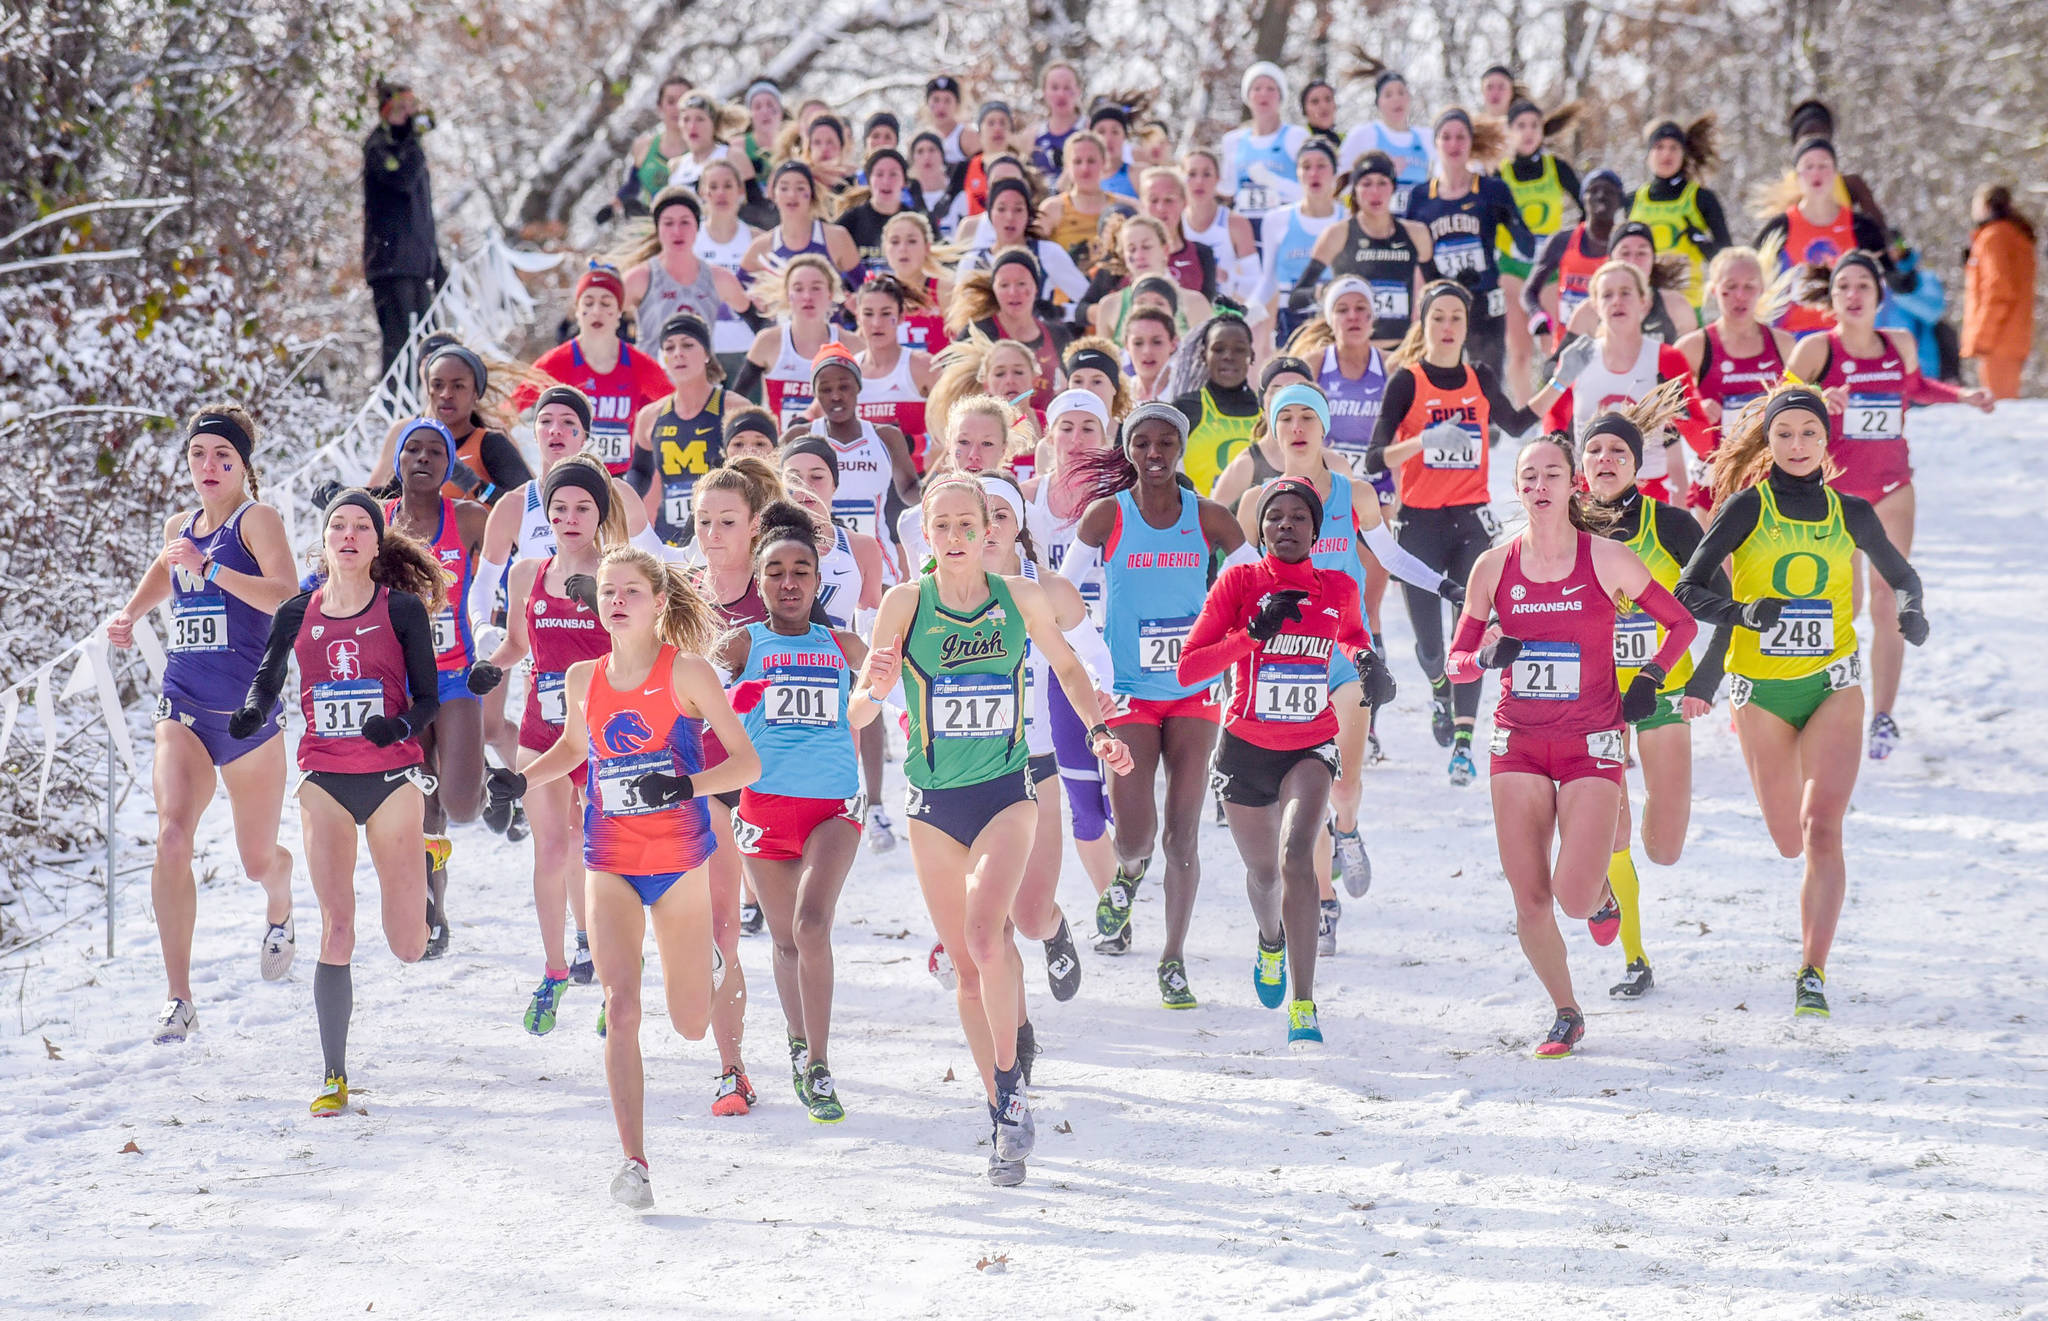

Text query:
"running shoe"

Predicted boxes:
[[1317, 899, 1341, 957], [524, 972, 570, 1035], [309, 1071, 349, 1116], [569, 933, 594, 986], [789, 1035, 811, 1102], [1447, 749, 1476, 787], [1016, 1021, 1040, 1086], [1587, 892, 1622, 947], [1610, 959, 1654, 999], [1430, 678, 1455, 748], [505, 802, 530, 842], [1333, 827, 1372, 898], [1795, 965, 1830, 1019], [803, 1064, 845, 1124], [1534, 1008, 1585, 1059], [260, 916, 295, 981], [1252, 937, 1287, 1009], [991, 1067, 1034, 1162], [928, 941, 956, 990], [1287, 999, 1323, 1051], [1868, 712, 1900, 761], [1158, 959, 1197, 1010], [711, 1065, 756, 1116], [740, 901, 765, 936], [864, 803, 898, 854], [153, 998, 196, 1045], [1091, 924, 1132, 956], [1042, 917, 1082, 1002], [1366, 732, 1386, 765], [1094, 868, 1137, 938], [610, 1158, 653, 1209], [988, 1149, 1027, 1187]]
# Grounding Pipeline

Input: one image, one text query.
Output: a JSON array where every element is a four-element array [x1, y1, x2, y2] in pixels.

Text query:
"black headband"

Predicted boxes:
[[1297, 139, 1338, 169], [780, 437, 840, 485], [533, 385, 591, 432], [1614, 220, 1657, 250], [659, 312, 714, 356], [864, 111, 900, 137], [726, 411, 778, 445], [1353, 151, 1397, 183], [1089, 104, 1129, 129], [1258, 477, 1323, 545], [428, 345, 488, 396], [1830, 250, 1883, 287], [1299, 79, 1332, 111], [652, 189, 702, 226], [909, 130, 944, 156], [986, 176, 1033, 213], [1481, 64, 1515, 82], [1793, 136, 1837, 165], [771, 160, 815, 190], [190, 412, 254, 464], [1584, 413, 1645, 468], [809, 115, 846, 144], [1374, 71, 1406, 96], [979, 100, 1012, 124], [1064, 346, 1122, 384], [864, 147, 906, 177], [1763, 388, 1829, 432], [323, 488, 386, 540], [1418, 280, 1472, 320], [542, 461, 612, 519], [1133, 275, 1179, 305], [1508, 98, 1541, 122], [926, 76, 960, 97], [991, 247, 1042, 284], [1647, 119, 1687, 146], [1259, 356, 1313, 391], [1434, 108, 1473, 136]]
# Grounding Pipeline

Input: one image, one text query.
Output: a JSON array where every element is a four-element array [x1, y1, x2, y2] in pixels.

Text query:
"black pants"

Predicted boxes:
[[1394, 502, 1495, 722], [370, 276, 434, 378]]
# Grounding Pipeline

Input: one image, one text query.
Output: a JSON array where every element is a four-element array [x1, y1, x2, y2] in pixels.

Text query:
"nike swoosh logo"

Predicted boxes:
[[643, 688, 662, 696], [1561, 586, 1584, 596], [383, 770, 411, 783], [355, 625, 382, 635]]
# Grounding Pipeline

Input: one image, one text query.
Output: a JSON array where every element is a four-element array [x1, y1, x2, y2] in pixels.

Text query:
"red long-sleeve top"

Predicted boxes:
[[1177, 554, 1374, 750]]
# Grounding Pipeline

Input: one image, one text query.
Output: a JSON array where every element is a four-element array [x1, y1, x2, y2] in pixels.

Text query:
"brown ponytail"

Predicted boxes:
[[366, 525, 450, 613]]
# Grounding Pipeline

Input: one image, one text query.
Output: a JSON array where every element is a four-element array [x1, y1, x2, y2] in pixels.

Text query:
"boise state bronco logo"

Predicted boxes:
[[603, 709, 654, 755]]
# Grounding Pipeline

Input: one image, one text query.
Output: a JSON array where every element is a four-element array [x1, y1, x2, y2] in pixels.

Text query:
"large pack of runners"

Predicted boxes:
[[108, 57, 1998, 1202]]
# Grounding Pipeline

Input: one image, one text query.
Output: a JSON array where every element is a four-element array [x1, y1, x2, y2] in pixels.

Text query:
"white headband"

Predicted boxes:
[[1045, 387, 1111, 430], [978, 475, 1024, 524], [1322, 275, 1375, 321]]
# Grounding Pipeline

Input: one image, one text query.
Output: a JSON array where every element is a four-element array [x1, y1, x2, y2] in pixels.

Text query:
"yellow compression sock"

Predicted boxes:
[[1608, 849, 1646, 966]]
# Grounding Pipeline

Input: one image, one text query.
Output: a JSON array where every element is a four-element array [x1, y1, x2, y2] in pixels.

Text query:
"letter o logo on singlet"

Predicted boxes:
[[1771, 551, 1830, 598], [1522, 198, 1554, 232]]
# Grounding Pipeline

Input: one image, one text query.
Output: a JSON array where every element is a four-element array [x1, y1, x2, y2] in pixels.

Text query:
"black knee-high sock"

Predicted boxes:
[[314, 961, 351, 1078]]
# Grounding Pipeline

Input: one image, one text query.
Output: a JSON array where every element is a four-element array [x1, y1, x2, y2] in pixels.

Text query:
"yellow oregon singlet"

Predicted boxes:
[[1727, 480, 1857, 681]]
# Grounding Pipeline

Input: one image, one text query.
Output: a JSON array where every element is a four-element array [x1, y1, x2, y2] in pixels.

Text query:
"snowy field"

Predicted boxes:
[[5, 404, 2045, 1319]]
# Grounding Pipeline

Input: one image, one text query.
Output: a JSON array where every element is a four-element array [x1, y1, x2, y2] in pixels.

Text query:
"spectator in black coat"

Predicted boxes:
[[364, 80, 443, 377]]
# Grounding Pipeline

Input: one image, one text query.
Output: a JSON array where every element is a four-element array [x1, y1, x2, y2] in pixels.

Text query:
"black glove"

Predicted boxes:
[[227, 705, 265, 740], [484, 766, 528, 809], [1897, 604, 1929, 646], [1247, 589, 1311, 643], [1621, 663, 1667, 724], [1437, 573, 1466, 610], [309, 479, 346, 513], [1739, 598, 1787, 631], [627, 769, 695, 808], [360, 713, 409, 748], [1356, 649, 1397, 708], [465, 661, 504, 695], [563, 573, 598, 613], [1476, 635, 1523, 669]]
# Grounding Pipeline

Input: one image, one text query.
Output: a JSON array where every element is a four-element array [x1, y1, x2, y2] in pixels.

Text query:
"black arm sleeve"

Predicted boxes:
[[1840, 493, 1922, 611], [1676, 489, 1763, 625], [1288, 258, 1329, 312], [244, 592, 312, 717], [1652, 501, 1732, 700], [388, 590, 443, 735], [1365, 368, 1420, 474], [1555, 158, 1584, 215], [1195, 242, 1219, 302], [1694, 186, 1732, 257], [628, 440, 656, 496], [1474, 363, 1541, 436], [732, 358, 765, 402], [1752, 214, 1790, 252], [1523, 229, 1572, 315], [477, 431, 533, 499], [1852, 215, 1893, 272]]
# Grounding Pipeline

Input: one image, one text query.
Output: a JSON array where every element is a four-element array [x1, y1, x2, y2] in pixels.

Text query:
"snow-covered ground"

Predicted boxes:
[[5, 405, 2046, 1319]]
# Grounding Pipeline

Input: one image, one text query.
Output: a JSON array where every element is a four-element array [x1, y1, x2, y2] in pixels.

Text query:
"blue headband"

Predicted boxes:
[[1267, 382, 1331, 435], [398, 416, 458, 485]]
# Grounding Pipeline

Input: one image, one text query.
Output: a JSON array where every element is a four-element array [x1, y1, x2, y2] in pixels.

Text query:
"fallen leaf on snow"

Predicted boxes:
[[1054, 1121, 1072, 1134], [943, 1068, 955, 1082], [44, 1037, 61, 1060], [975, 1253, 1009, 1272], [119, 1141, 141, 1154]]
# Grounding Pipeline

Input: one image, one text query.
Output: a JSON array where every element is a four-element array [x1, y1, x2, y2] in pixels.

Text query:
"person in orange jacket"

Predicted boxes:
[[1963, 185, 2038, 399]]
